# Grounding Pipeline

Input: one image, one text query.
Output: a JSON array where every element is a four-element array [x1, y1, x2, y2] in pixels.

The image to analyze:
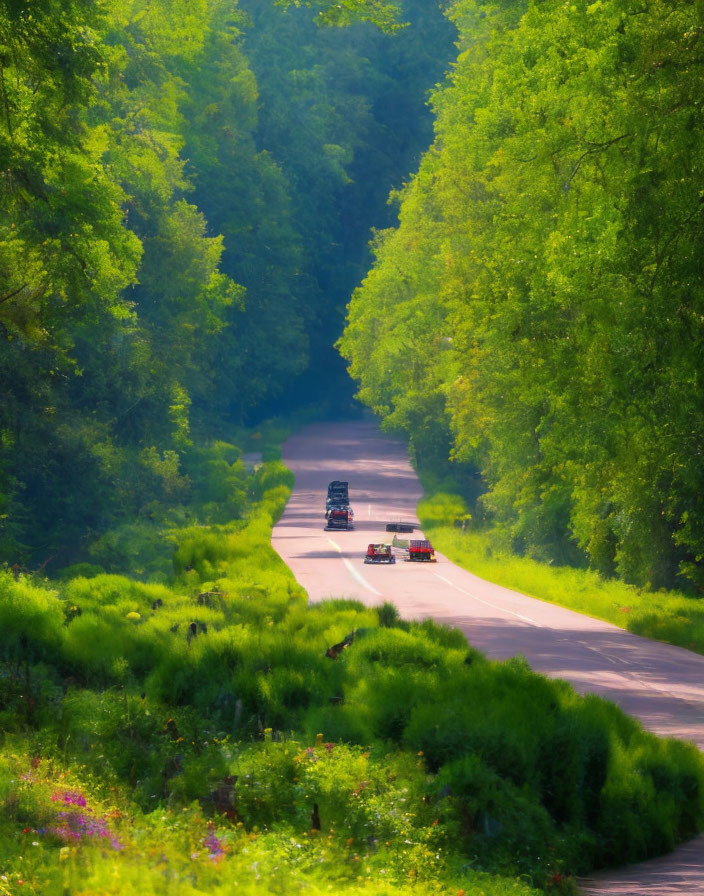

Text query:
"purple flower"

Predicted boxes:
[[51, 790, 87, 807], [49, 825, 82, 842], [45, 795, 122, 851], [204, 828, 225, 860]]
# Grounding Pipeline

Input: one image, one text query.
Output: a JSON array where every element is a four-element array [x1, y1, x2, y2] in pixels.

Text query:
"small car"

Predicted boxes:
[[325, 507, 354, 530]]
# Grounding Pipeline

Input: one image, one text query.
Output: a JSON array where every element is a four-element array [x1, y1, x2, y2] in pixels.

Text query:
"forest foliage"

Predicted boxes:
[[0, 0, 455, 565], [340, 0, 704, 592], [5, 1, 704, 892]]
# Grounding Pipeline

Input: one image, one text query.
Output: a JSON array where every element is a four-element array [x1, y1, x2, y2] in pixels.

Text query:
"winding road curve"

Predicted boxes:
[[271, 420, 704, 895]]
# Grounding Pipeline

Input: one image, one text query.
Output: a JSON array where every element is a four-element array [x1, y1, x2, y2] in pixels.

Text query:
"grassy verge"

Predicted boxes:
[[2, 433, 704, 895], [417, 492, 704, 656]]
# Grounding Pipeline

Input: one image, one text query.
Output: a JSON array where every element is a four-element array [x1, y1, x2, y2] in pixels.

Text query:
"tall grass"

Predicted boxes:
[[1, 740, 546, 896]]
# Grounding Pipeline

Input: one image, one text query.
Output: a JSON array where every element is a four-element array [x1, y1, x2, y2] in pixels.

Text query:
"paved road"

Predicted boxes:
[[271, 420, 704, 895]]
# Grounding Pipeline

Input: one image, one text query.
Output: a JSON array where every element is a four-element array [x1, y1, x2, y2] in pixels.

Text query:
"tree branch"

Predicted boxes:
[[0, 283, 27, 305], [563, 134, 632, 193]]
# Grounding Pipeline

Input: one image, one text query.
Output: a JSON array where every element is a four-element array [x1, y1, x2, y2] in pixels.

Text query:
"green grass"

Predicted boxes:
[[2, 435, 704, 895], [418, 498, 704, 656], [0, 743, 542, 896]]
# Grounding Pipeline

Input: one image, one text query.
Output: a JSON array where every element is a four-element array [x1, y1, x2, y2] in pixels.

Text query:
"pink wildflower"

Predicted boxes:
[[203, 825, 225, 861], [51, 790, 87, 807]]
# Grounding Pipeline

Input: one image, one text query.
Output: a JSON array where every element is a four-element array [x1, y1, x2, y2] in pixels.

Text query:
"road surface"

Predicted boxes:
[[271, 419, 704, 895]]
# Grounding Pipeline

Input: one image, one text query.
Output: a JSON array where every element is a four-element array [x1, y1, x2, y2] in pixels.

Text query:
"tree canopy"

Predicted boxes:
[[0, 0, 454, 562], [6, 0, 702, 595], [340, 0, 704, 590]]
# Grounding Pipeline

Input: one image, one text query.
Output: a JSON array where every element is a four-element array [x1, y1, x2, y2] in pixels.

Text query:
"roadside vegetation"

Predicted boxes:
[[3, 444, 704, 895], [418, 489, 704, 658], [0, 0, 455, 569]]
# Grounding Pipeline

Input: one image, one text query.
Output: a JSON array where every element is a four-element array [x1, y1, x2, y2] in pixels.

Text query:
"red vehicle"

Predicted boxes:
[[406, 539, 435, 562], [325, 507, 354, 531], [364, 543, 395, 564]]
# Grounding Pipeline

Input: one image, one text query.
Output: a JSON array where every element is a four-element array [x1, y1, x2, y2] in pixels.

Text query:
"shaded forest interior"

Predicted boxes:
[[0, 0, 455, 565]]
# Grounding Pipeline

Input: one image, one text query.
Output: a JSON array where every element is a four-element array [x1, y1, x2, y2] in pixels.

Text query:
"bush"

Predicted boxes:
[[2, 453, 704, 894], [434, 754, 556, 875], [0, 573, 64, 673]]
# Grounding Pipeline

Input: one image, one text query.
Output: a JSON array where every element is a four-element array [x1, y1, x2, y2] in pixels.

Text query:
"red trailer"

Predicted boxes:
[[364, 543, 395, 564], [406, 539, 435, 562]]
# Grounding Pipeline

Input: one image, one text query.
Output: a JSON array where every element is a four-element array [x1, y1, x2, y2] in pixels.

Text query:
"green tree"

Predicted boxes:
[[342, 0, 704, 589]]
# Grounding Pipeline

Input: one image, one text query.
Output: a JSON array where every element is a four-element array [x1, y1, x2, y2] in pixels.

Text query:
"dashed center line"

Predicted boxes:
[[327, 537, 383, 597], [434, 572, 539, 627], [433, 575, 687, 703]]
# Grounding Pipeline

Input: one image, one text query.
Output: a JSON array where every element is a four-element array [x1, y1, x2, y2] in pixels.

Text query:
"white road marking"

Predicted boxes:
[[368, 503, 372, 518], [434, 572, 539, 627], [327, 538, 383, 597]]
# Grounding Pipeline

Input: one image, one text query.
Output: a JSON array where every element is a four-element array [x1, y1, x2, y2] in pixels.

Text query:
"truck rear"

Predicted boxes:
[[325, 507, 354, 530], [407, 539, 435, 562]]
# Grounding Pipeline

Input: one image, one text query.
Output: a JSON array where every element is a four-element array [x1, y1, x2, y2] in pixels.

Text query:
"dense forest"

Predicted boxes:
[[0, 0, 453, 565], [4, 3, 704, 894], [3, 0, 704, 587], [341, 0, 704, 592]]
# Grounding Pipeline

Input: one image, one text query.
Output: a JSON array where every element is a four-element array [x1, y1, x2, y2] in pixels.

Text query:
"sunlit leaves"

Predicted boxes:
[[276, 0, 404, 33], [343, 0, 704, 588]]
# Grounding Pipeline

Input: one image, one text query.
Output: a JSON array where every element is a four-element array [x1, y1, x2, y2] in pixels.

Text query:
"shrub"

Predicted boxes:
[[433, 754, 556, 876], [376, 601, 401, 628], [3, 453, 704, 894], [0, 573, 64, 672]]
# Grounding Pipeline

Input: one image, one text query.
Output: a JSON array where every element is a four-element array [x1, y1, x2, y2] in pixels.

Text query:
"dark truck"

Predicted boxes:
[[326, 480, 349, 516]]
